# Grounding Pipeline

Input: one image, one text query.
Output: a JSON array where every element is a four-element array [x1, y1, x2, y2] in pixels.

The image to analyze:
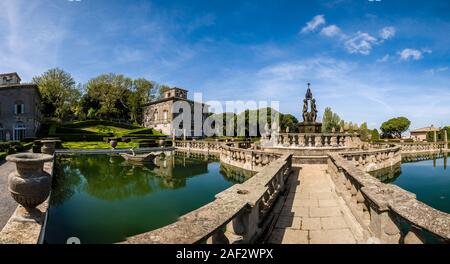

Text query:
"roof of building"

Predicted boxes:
[[411, 126, 440, 133], [142, 96, 208, 107], [167, 87, 188, 92], [0, 72, 21, 81]]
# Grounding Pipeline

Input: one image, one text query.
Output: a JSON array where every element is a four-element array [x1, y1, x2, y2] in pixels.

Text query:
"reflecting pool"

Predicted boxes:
[[44, 152, 252, 244], [371, 152, 450, 214]]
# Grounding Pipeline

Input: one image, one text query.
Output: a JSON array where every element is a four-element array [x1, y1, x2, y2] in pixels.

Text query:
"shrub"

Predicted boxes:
[[0, 152, 7, 161]]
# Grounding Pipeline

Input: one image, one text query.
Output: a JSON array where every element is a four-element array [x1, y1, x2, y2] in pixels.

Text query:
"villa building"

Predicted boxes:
[[410, 125, 439, 141], [142, 88, 209, 137], [0, 72, 42, 141]]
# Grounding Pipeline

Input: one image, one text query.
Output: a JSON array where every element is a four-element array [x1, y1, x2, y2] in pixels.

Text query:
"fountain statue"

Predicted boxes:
[[298, 83, 322, 133]]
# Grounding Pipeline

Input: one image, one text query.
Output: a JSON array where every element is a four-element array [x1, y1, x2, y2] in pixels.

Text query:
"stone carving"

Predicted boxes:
[[6, 153, 53, 209]]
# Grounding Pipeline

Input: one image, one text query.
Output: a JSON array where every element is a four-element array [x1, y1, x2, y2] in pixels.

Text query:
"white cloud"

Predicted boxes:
[[379, 26, 396, 40], [344, 32, 378, 55], [320, 25, 343, 38], [399, 48, 424, 61], [301, 15, 326, 33], [427, 67, 448, 75], [376, 54, 390, 63], [0, 0, 67, 80]]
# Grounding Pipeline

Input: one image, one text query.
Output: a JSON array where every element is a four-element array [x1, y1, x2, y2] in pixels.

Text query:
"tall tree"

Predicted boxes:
[[371, 129, 380, 141], [127, 78, 156, 122], [280, 114, 299, 133], [86, 73, 133, 118], [32, 68, 80, 120], [322, 107, 341, 132], [380, 117, 411, 138], [359, 122, 370, 141]]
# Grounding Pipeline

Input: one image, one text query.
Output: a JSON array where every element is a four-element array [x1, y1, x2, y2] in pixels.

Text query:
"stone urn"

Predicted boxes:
[[6, 153, 53, 209], [158, 139, 165, 147], [110, 139, 118, 149], [41, 139, 60, 155]]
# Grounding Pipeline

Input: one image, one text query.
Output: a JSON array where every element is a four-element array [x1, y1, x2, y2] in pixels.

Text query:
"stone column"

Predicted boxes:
[[434, 130, 437, 143]]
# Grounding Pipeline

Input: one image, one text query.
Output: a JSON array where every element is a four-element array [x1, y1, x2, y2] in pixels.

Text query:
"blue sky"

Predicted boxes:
[[0, 0, 449, 130]]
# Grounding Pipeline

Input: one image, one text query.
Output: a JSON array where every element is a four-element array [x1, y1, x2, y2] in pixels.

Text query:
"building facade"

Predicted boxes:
[[410, 125, 439, 141], [0, 73, 42, 141], [142, 88, 209, 137]]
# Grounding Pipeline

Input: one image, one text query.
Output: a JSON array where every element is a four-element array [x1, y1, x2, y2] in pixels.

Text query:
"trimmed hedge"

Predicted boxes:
[[63, 120, 140, 130]]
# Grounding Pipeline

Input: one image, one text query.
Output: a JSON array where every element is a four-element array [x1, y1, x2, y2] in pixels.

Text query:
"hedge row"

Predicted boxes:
[[62, 120, 140, 130], [0, 152, 7, 161]]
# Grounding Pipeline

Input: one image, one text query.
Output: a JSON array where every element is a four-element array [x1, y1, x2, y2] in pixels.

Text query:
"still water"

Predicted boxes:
[[371, 153, 450, 214], [44, 152, 251, 244]]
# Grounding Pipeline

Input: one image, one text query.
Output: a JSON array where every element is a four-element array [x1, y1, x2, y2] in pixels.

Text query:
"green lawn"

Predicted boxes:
[[80, 125, 131, 136], [62, 141, 139, 150]]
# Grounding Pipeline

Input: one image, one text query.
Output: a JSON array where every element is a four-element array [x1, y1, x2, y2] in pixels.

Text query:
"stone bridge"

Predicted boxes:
[[126, 139, 450, 244]]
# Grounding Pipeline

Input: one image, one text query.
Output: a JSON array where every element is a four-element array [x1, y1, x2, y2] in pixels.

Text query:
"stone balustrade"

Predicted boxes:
[[399, 142, 448, 153], [122, 154, 292, 244], [220, 145, 282, 172], [338, 145, 402, 172], [266, 133, 362, 148], [328, 153, 450, 244], [174, 140, 222, 153]]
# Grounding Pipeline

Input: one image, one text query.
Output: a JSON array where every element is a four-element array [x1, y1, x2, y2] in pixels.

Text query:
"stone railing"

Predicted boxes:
[[220, 145, 282, 172], [338, 145, 402, 172], [328, 153, 450, 244], [174, 140, 222, 153], [263, 133, 362, 148], [122, 154, 292, 244], [399, 142, 447, 153]]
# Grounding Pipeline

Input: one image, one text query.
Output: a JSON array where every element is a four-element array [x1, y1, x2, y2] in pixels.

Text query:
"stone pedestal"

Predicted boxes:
[[298, 122, 322, 133]]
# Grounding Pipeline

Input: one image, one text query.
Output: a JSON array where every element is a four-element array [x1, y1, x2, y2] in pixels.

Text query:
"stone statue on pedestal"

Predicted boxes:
[[298, 83, 322, 133]]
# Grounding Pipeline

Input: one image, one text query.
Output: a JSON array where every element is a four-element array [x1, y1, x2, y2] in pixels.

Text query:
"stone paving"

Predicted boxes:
[[267, 165, 369, 244], [0, 160, 17, 230]]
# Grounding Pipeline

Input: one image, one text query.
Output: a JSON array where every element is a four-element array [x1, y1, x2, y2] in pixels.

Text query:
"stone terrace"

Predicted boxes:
[[267, 165, 371, 244]]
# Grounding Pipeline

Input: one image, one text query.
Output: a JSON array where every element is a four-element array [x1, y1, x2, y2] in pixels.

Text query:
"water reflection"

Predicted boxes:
[[46, 151, 251, 244], [369, 152, 450, 214]]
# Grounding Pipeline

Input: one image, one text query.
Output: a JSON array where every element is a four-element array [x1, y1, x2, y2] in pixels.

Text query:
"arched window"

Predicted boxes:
[[14, 101, 25, 115], [14, 122, 26, 141], [163, 110, 168, 121], [153, 111, 158, 121]]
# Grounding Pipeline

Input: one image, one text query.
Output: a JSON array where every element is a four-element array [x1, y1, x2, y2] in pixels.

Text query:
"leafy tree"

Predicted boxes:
[[370, 129, 380, 141], [127, 78, 156, 122], [359, 122, 370, 141], [86, 73, 133, 118], [32, 68, 80, 120], [280, 114, 299, 133], [380, 117, 411, 138], [321, 107, 341, 133]]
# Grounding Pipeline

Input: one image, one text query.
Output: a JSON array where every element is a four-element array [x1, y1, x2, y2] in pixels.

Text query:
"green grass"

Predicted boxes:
[[47, 120, 167, 141], [62, 141, 139, 150], [80, 125, 130, 136]]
